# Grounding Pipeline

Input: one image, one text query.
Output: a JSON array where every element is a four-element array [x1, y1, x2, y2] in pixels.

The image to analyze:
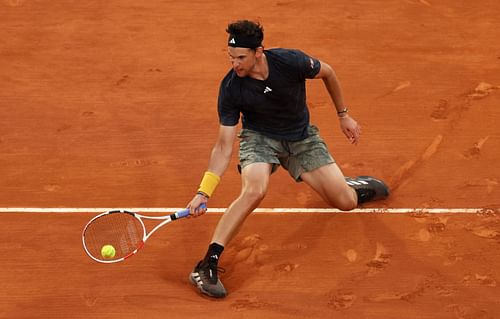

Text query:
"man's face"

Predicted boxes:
[[227, 47, 258, 77]]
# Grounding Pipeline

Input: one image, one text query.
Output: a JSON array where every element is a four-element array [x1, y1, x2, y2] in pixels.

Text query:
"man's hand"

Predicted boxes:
[[187, 193, 208, 217], [339, 115, 361, 145]]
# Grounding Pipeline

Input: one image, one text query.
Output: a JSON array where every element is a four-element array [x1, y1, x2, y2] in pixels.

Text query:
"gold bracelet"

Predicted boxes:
[[337, 107, 348, 115]]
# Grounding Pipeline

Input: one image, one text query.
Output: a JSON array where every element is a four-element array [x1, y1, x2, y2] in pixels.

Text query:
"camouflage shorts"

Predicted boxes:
[[238, 125, 335, 182]]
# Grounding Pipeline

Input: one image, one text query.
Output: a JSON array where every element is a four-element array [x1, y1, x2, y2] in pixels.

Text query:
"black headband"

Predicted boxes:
[[227, 34, 262, 49]]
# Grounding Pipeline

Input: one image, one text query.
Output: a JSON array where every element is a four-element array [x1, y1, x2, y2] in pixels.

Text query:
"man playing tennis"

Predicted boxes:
[[187, 20, 389, 298]]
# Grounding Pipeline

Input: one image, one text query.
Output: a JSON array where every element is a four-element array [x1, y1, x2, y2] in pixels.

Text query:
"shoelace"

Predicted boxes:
[[208, 262, 226, 276], [205, 262, 226, 284]]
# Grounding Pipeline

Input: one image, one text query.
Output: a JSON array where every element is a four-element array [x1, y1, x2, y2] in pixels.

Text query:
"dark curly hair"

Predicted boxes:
[[226, 20, 264, 49]]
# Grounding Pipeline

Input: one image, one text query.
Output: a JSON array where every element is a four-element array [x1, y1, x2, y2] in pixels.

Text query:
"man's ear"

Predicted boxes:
[[255, 46, 264, 58]]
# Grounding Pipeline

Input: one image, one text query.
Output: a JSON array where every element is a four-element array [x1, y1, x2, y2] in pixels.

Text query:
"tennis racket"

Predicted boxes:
[[82, 204, 206, 264]]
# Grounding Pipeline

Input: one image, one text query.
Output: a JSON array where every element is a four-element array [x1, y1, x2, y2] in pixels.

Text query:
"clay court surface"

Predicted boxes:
[[1, 0, 500, 318]]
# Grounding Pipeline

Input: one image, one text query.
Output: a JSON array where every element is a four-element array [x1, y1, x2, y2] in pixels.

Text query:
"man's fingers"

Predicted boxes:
[[345, 128, 360, 145], [189, 204, 207, 217], [344, 128, 355, 140]]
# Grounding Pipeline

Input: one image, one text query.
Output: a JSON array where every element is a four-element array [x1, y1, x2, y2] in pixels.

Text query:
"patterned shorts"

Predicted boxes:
[[238, 125, 335, 181]]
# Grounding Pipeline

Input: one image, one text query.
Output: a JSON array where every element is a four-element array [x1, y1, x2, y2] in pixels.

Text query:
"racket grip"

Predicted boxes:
[[175, 203, 207, 219]]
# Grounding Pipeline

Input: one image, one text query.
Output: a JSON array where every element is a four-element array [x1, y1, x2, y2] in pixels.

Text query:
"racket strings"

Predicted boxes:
[[83, 212, 144, 260]]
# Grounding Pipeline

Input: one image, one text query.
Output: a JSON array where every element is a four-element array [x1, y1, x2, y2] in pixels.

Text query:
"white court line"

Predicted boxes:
[[0, 207, 497, 214]]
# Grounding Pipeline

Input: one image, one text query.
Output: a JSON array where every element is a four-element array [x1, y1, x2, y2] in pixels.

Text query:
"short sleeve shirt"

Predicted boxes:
[[217, 48, 321, 141]]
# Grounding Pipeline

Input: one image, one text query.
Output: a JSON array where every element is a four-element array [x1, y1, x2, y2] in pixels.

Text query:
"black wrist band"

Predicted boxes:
[[196, 191, 210, 199]]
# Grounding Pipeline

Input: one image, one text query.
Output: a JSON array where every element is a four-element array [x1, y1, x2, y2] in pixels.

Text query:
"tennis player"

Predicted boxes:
[[187, 20, 389, 298]]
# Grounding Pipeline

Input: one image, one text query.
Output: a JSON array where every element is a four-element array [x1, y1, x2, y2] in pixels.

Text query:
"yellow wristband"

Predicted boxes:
[[197, 171, 220, 198]]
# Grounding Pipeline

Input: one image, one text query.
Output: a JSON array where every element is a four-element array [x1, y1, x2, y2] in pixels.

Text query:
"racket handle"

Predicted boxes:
[[175, 203, 207, 219]]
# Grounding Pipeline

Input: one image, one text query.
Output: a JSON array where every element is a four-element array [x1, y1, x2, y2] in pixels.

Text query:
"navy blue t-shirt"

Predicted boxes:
[[217, 48, 321, 141]]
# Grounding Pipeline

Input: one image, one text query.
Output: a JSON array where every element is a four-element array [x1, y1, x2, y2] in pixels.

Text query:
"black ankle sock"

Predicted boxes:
[[203, 242, 224, 264]]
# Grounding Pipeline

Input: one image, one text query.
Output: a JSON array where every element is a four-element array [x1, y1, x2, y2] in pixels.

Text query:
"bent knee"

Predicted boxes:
[[326, 190, 357, 211], [335, 198, 357, 211], [240, 188, 267, 205]]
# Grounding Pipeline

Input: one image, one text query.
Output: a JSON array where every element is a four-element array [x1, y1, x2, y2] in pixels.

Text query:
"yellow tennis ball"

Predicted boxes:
[[101, 244, 116, 259]]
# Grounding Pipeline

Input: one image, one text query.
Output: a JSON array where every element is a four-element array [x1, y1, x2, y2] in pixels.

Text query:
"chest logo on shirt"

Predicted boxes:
[[263, 86, 273, 94]]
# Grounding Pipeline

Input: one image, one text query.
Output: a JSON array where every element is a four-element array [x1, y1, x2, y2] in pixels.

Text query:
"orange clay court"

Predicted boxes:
[[1, 0, 499, 318]]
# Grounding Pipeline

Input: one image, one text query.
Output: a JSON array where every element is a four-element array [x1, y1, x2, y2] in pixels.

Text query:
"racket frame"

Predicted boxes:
[[82, 207, 192, 264]]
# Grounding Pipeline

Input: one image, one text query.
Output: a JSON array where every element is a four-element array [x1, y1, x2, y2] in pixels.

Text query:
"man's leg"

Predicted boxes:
[[301, 164, 389, 209], [289, 126, 388, 209], [300, 163, 358, 211], [211, 162, 272, 245], [190, 163, 272, 298]]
